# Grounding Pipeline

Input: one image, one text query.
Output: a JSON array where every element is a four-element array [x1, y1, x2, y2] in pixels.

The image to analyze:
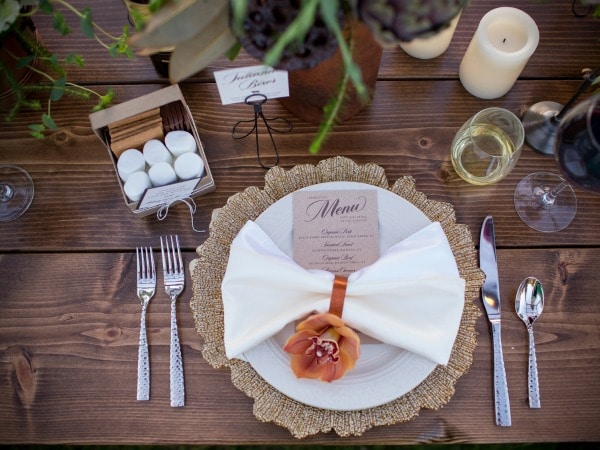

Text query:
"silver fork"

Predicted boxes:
[[161, 235, 185, 407], [136, 246, 156, 401]]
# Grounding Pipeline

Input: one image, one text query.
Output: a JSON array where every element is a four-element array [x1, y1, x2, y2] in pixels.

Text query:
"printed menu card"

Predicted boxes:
[[292, 190, 379, 276]]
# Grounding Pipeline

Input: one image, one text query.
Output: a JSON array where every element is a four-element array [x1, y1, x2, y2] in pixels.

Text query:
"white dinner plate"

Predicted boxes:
[[246, 181, 443, 411]]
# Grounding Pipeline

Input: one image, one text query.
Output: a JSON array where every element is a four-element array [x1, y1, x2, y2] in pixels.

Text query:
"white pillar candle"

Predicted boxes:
[[148, 161, 178, 187], [165, 130, 197, 157], [143, 139, 173, 166], [123, 171, 151, 202], [399, 11, 462, 60], [174, 152, 205, 180], [117, 149, 146, 182], [459, 7, 539, 99]]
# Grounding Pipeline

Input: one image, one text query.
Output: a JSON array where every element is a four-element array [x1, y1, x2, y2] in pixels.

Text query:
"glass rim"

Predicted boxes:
[[587, 94, 600, 149], [468, 107, 525, 150]]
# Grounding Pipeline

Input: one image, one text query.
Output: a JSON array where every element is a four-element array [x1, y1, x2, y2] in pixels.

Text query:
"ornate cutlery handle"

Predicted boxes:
[[491, 321, 511, 426], [169, 299, 185, 407], [527, 324, 541, 408], [137, 301, 150, 401]]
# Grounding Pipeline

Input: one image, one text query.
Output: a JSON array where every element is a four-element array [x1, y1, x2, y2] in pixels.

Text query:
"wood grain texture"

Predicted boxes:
[[0, 250, 598, 444], [1, 0, 599, 444], [1, 81, 600, 251], [27, 1, 600, 84]]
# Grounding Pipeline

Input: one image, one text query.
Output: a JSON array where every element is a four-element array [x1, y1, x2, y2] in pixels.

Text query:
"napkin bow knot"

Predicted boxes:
[[222, 220, 465, 365]]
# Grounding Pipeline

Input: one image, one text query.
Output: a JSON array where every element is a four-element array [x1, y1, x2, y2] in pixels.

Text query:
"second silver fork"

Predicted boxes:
[[161, 235, 185, 408]]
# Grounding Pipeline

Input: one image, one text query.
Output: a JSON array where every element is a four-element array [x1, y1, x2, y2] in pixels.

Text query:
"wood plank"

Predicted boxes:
[[25, 0, 600, 85], [1, 0, 599, 444], [1, 81, 599, 252], [0, 249, 598, 444]]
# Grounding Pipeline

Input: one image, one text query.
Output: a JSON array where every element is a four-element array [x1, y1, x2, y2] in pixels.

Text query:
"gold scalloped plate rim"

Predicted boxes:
[[189, 156, 484, 438]]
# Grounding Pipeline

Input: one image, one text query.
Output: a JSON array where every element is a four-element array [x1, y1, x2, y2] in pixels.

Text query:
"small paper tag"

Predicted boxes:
[[213, 65, 289, 105], [293, 190, 379, 276], [137, 178, 200, 210]]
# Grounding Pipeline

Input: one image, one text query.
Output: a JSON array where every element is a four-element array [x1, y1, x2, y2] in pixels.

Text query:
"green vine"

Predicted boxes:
[[1, 0, 130, 138]]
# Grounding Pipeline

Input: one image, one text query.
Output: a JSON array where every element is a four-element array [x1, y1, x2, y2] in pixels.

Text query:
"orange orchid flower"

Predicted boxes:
[[283, 312, 360, 382]]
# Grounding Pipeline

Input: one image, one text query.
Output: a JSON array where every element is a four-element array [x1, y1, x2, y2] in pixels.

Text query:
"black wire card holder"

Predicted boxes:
[[232, 93, 293, 169]]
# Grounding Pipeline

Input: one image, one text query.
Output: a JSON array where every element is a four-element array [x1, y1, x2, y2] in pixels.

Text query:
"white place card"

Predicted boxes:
[[213, 65, 289, 105], [293, 190, 379, 276], [137, 178, 200, 210]]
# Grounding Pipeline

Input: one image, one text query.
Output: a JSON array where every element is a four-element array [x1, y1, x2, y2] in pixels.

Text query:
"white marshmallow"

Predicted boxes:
[[165, 130, 197, 156], [149, 161, 177, 187], [143, 139, 172, 166], [117, 149, 146, 182], [123, 171, 151, 202], [174, 152, 205, 180]]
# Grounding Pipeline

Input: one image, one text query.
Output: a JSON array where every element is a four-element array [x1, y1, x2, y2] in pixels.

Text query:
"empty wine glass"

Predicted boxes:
[[514, 93, 600, 232], [0, 165, 34, 222]]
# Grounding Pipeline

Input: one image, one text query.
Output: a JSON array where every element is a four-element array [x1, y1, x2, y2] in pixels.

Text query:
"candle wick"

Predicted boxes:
[[502, 38, 506, 43]]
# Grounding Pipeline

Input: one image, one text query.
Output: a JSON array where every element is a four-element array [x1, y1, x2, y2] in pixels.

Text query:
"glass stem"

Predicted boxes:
[[0, 183, 14, 202], [542, 181, 570, 207]]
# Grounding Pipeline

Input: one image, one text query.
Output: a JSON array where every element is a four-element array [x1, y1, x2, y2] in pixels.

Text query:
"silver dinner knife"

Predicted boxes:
[[480, 215, 511, 427]]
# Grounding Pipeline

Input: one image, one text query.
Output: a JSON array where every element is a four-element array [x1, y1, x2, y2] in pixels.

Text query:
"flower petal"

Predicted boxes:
[[318, 358, 347, 382], [283, 329, 318, 355], [290, 354, 322, 379], [296, 312, 344, 333]]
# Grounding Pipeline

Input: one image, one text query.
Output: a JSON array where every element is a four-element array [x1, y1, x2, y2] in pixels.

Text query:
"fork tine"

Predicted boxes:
[[175, 235, 183, 273], [160, 236, 168, 275], [149, 247, 156, 280], [168, 236, 175, 273], [142, 247, 148, 279], [136, 247, 141, 278]]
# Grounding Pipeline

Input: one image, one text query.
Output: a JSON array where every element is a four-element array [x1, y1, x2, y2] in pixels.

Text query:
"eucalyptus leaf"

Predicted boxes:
[[16, 55, 35, 69], [42, 113, 58, 129], [29, 126, 46, 139], [38, 0, 54, 14], [23, 99, 42, 110], [29, 123, 45, 132], [94, 87, 115, 111], [50, 77, 66, 102], [49, 54, 59, 67], [66, 53, 85, 67], [52, 11, 71, 35], [80, 8, 94, 38], [129, 0, 228, 50], [168, 4, 237, 82]]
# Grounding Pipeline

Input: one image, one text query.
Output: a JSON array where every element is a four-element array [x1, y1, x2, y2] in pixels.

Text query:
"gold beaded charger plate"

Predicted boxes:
[[190, 157, 484, 438]]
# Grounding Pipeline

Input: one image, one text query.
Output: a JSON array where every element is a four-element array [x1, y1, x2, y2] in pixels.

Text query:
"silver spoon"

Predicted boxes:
[[515, 276, 544, 408]]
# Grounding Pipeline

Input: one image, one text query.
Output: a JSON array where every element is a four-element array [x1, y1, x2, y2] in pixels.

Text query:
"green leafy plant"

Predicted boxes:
[[130, 0, 466, 154], [0, 0, 133, 137]]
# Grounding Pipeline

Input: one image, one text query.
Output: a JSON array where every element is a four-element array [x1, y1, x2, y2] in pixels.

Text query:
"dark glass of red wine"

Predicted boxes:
[[555, 93, 600, 193], [514, 93, 600, 232]]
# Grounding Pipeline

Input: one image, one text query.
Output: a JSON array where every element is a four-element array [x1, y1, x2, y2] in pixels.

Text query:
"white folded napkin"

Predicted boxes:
[[222, 220, 465, 365]]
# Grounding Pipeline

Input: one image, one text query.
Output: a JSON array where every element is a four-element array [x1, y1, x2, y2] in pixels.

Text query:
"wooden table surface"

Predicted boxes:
[[1, 0, 599, 445]]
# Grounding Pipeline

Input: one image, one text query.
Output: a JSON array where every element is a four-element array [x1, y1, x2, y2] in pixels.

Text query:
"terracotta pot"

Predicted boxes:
[[278, 20, 383, 124], [0, 17, 38, 110], [122, 0, 172, 78]]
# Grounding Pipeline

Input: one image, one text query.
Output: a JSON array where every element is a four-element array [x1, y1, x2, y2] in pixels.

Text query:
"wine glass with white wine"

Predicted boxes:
[[0, 165, 34, 222]]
